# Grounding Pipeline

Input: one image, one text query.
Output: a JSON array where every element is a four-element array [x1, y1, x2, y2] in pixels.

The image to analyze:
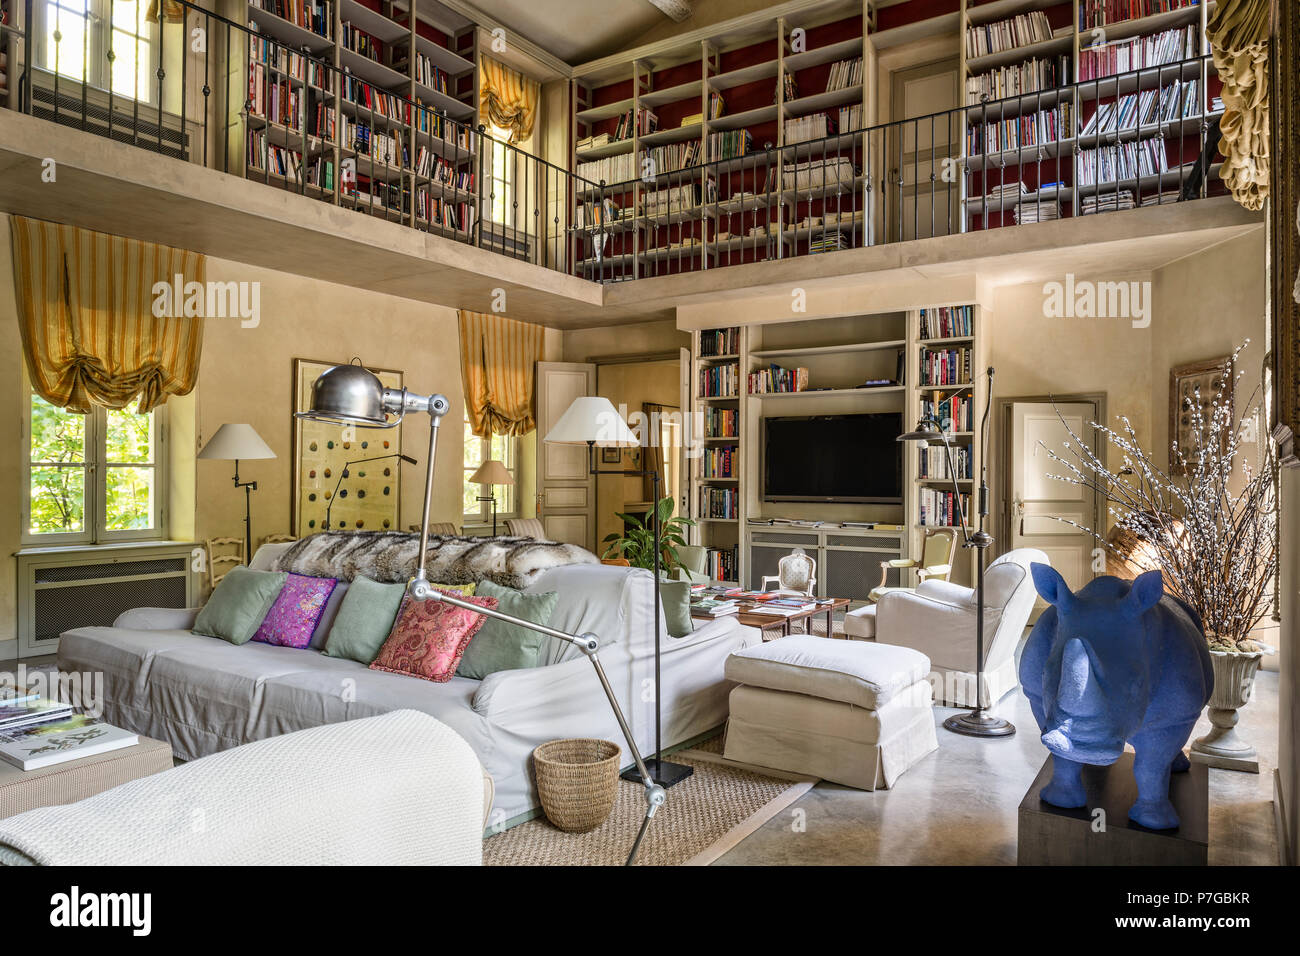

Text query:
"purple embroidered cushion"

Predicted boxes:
[[252, 574, 338, 648]]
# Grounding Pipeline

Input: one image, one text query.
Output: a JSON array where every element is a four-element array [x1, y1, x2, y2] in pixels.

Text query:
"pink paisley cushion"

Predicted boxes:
[[370, 591, 499, 683], [251, 574, 338, 649]]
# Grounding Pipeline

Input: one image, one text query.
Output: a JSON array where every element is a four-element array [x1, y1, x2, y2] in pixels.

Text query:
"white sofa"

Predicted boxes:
[[55, 544, 759, 826], [870, 548, 1047, 708], [0, 711, 487, 865]]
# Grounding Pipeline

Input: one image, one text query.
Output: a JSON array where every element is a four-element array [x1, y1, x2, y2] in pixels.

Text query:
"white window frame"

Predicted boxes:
[[487, 123, 518, 227], [21, 383, 169, 546], [34, 0, 160, 104], [462, 416, 518, 524]]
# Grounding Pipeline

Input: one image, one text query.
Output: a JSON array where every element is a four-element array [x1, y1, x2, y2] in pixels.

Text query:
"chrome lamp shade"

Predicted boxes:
[[296, 364, 404, 428], [897, 418, 946, 444]]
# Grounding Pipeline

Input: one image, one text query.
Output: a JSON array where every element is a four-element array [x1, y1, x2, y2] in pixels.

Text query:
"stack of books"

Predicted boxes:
[[983, 180, 1028, 204], [0, 692, 138, 771], [1080, 189, 1137, 213], [759, 597, 818, 616], [690, 598, 740, 617], [577, 132, 612, 152], [809, 232, 850, 253], [1140, 189, 1183, 206], [1014, 199, 1061, 223], [748, 363, 810, 394]]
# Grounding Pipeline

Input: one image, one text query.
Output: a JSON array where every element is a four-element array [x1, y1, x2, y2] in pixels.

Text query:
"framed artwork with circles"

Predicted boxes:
[[291, 358, 404, 535]]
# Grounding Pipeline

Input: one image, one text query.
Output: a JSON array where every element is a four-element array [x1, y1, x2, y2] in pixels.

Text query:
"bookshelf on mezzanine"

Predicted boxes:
[[570, 0, 872, 282], [240, 0, 479, 237], [959, 0, 1223, 230]]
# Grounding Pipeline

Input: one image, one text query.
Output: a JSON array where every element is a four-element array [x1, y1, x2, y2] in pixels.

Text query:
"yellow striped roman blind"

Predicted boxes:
[[458, 310, 544, 438], [478, 56, 540, 144], [9, 216, 205, 413]]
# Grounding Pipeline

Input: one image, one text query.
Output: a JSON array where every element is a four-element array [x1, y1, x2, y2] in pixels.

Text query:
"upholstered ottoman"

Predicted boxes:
[[723, 635, 937, 790]]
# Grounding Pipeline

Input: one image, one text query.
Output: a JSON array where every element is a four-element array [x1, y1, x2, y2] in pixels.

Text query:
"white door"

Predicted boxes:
[[536, 362, 596, 549], [1009, 401, 1100, 600]]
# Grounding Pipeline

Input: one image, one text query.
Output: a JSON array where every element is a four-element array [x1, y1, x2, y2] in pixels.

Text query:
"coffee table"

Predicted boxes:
[[732, 597, 851, 640]]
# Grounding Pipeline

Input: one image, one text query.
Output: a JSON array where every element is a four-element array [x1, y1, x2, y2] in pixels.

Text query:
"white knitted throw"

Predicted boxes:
[[0, 711, 485, 865]]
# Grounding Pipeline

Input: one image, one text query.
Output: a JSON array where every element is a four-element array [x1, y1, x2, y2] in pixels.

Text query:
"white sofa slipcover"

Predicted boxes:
[[56, 544, 759, 825]]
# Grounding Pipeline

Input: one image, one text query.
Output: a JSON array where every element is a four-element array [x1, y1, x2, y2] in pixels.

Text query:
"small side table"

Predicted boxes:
[[0, 736, 174, 820]]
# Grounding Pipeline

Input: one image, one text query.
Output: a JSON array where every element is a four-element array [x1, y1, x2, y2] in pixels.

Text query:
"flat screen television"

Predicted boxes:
[[762, 413, 903, 504]]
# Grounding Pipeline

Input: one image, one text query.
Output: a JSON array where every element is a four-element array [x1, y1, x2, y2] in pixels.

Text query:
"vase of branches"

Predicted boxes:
[[1043, 342, 1275, 773]]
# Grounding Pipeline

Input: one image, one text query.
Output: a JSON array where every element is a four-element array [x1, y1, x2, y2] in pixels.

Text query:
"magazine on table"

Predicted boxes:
[[690, 598, 740, 617], [0, 697, 75, 732], [0, 714, 138, 771]]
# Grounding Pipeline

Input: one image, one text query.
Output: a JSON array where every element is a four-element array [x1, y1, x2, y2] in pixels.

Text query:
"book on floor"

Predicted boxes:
[[0, 714, 138, 771]]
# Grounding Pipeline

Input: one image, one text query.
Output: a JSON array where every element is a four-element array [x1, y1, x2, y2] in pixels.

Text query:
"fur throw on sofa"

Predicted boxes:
[[273, 531, 599, 590]]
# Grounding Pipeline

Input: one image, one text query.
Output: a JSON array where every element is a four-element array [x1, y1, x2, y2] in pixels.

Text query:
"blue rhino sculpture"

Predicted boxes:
[[1019, 564, 1213, 830]]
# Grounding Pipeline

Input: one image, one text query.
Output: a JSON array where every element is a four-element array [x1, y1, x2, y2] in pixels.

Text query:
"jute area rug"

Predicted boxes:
[[483, 737, 816, 866]]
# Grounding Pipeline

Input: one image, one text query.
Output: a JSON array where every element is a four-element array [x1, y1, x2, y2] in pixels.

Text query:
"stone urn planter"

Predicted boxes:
[[1190, 648, 1264, 773]]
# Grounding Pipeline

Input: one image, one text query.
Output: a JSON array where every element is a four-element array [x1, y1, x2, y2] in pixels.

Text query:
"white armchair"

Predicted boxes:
[[760, 548, 817, 596], [874, 548, 1048, 708]]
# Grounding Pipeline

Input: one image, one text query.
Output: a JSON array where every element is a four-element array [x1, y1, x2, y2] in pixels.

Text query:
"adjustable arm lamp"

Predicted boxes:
[[324, 453, 419, 531], [898, 366, 1013, 739], [296, 364, 665, 864]]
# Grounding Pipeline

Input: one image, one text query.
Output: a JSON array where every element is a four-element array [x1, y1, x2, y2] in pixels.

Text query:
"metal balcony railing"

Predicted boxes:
[[0, 2, 1225, 286]]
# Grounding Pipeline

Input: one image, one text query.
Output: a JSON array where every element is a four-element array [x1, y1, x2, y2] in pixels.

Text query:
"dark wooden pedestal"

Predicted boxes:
[[1018, 752, 1208, 866]]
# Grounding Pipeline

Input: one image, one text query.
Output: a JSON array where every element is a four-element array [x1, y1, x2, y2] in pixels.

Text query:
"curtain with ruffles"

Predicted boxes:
[[9, 216, 205, 413], [458, 310, 544, 437], [1207, 0, 1270, 211], [478, 57, 540, 144]]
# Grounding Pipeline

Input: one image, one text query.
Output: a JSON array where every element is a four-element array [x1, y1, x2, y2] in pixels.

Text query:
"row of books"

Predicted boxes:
[[919, 305, 974, 339], [825, 57, 863, 92], [839, 104, 863, 133], [919, 444, 973, 480], [413, 53, 452, 94], [340, 21, 382, 63], [307, 155, 334, 190], [703, 406, 738, 438], [967, 101, 1074, 156], [641, 182, 709, 217], [748, 363, 810, 394], [920, 346, 973, 386], [577, 152, 636, 184], [690, 598, 740, 617], [922, 394, 974, 432], [701, 445, 737, 479], [645, 141, 701, 174], [250, 34, 330, 89], [707, 129, 753, 160], [1078, 25, 1199, 81], [966, 11, 1055, 59], [414, 148, 474, 191], [417, 193, 476, 233], [705, 546, 739, 581], [0, 692, 138, 771], [809, 232, 850, 253], [249, 65, 305, 132], [342, 76, 408, 122], [575, 197, 624, 229], [967, 54, 1071, 105], [613, 107, 659, 141], [779, 71, 799, 102], [342, 116, 406, 169], [250, 0, 332, 40], [983, 180, 1028, 203], [1081, 189, 1138, 213], [700, 488, 739, 520], [700, 327, 741, 356], [1079, 79, 1202, 136], [415, 107, 476, 151], [1079, 0, 1200, 29], [784, 112, 837, 145], [1076, 136, 1170, 186], [699, 363, 740, 398], [248, 131, 303, 179], [919, 488, 971, 529]]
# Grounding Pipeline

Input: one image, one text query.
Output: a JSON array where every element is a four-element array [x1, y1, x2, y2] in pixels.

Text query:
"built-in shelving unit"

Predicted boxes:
[[242, 0, 479, 235], [690, 326, 746, 585]]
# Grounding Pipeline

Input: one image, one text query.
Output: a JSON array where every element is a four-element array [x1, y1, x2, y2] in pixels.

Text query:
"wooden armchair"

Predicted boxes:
[[760, 548, 817, 596], [870, 528, 958, 602]]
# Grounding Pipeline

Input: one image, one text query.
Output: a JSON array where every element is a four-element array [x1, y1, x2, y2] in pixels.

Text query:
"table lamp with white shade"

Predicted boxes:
[[294, 364, 666, 864], [197, 424, 276, 564], [544, 395, 693, 790], [469, 459, 514, 535]]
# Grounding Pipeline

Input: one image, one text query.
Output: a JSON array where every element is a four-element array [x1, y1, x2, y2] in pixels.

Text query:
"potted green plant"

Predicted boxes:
[[601, 496, 695, 578], [1044, 342, 1276, 772]]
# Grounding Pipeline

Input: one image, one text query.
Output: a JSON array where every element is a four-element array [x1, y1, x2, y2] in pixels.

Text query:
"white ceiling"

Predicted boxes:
[[467, 0, 675, 63]]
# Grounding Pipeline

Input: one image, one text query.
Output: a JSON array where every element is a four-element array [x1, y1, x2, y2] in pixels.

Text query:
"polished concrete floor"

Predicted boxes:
[[713, 670, 1281, 866]]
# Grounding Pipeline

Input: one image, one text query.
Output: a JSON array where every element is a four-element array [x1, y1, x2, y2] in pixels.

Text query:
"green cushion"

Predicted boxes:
[[659, 580, 694, 638], [323, 576, 409, 664], [456, 581, 559, 680], [193, 568, 288, 645]]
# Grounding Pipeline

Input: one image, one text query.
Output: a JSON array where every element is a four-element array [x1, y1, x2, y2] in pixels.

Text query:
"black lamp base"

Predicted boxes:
[[621, 758, 694, 789], [943, 710, 1016, 738]]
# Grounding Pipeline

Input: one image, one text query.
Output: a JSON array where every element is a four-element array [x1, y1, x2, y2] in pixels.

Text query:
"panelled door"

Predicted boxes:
[[888, 57, 961, 242], [536, 362, 596, 550], [1008, 401, 1101, 601]]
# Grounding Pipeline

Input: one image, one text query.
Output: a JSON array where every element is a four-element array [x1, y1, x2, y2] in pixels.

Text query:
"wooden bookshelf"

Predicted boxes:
[[243, 0, 479, 231]]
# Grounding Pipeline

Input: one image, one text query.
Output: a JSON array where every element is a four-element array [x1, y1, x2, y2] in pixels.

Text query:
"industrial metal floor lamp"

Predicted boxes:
[[544, 397, 693, 789], [297, 366, 667, 863], [898, 366, 1014, 738]]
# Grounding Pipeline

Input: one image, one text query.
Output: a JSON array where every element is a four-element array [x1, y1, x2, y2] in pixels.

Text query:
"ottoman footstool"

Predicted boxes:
[[723, 635, 937, 790]]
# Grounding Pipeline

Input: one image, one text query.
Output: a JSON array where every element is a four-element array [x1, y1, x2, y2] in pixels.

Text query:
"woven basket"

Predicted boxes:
[[533, 738, 621, 833]]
